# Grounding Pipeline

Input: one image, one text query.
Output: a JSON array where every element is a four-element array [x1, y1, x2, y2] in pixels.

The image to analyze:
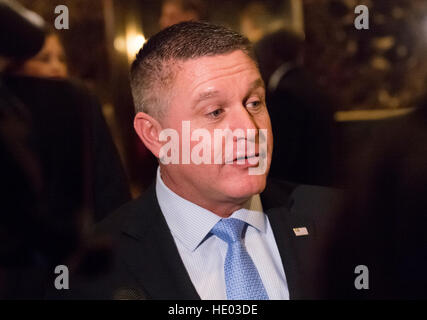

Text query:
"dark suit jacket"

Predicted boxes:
[[2, 76, 131, 222], [54, 178, 341, 300]]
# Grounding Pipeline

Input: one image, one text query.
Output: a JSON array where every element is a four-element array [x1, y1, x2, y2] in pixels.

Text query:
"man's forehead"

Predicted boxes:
[[195, 78, 264, 101], [175, 50, 261, 92]]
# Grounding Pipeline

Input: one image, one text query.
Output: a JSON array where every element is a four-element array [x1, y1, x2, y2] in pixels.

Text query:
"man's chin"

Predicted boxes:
[[223, 175, 267, 199]]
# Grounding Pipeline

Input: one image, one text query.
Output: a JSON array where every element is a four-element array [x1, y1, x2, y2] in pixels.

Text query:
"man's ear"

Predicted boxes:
[[134, 112, 163, 158]]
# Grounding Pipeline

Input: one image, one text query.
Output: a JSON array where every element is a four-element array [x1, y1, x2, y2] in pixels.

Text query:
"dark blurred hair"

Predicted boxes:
[[254, 29, 304, 85], [130, 21, 253, 118], [0, 0, 45, 59], [4, 28, 66, 76]]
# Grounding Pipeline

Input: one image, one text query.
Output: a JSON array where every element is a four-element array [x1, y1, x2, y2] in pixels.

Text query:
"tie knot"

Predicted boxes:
[[211, 218, 246, 244]]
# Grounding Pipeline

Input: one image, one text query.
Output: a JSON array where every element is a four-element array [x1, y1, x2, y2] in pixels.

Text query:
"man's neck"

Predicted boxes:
[[159, 168, 249, 218]]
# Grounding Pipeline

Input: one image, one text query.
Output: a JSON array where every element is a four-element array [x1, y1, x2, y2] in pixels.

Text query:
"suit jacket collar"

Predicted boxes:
[[120, 183, 200, 299], [262, 179, 318, 299]]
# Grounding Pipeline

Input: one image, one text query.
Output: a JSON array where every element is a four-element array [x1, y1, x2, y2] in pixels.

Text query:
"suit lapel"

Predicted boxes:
[[119, 184, 200, 300], [265, 206, 302, 299], [261, 180, 317, 299]]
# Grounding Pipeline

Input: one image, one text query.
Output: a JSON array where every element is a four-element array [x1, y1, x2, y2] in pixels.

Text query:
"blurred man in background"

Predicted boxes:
[[159, 0, 206, 29], [254, 30, 336, 186]]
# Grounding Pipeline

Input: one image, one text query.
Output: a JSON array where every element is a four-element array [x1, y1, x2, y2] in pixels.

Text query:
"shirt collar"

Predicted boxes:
[[155, 167, 266, 252]]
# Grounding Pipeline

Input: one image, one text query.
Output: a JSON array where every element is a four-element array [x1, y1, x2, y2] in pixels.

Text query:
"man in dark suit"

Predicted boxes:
[[254, 30, 336, 187], [58, 21, 341, 300]]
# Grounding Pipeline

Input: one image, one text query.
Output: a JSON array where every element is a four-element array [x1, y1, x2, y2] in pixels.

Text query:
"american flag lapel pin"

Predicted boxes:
[[293, 227, 309, 236]]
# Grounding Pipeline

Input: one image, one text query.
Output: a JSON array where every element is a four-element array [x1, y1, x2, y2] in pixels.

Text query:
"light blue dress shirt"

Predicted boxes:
[[155, 167, 290, 300]]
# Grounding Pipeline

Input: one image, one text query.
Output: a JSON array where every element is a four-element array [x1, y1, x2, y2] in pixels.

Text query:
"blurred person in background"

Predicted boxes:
[[5, 31, 67, 79], [240, 2, 272, 43], [239, 1, 286, 43], [1, 14, 131, 221], [159, 0, 206, 30], [254, 30, 337, 186], [0, 0, 130, 298]]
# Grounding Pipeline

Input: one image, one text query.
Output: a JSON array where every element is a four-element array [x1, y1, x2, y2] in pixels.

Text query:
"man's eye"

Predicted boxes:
[[207, 109, 224, 118], [247, 100, 262, 109]]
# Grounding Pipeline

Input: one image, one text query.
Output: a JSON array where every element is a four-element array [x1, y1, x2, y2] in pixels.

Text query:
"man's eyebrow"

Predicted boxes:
[[249, 78, 265, 92], [193, 90, 221, 107], [244, 78, 265, 100], [193, 78, 265, 108]]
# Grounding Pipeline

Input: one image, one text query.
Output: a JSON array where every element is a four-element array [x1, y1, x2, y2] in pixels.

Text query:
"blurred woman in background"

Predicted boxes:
[[6, 31, 67, 79]]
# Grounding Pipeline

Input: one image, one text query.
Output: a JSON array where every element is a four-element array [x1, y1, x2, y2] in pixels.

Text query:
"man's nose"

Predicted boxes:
[[229, 104, 259, 133]]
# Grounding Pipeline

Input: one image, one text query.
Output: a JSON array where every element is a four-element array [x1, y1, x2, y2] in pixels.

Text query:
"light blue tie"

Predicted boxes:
[[211, 218, 269, 300]]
